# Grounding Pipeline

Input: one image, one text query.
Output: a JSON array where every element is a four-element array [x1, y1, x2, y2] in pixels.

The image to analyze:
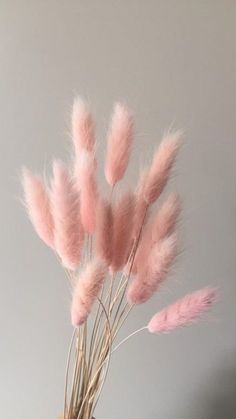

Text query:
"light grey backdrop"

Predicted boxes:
[[0, 1, 235, 418]]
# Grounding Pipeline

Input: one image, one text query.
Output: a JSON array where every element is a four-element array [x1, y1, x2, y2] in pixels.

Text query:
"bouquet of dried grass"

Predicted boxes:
[[22, 98, 217, 419]]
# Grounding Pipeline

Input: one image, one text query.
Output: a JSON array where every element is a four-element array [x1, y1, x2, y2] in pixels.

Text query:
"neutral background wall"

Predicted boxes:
[[1, 1, 236, 418]]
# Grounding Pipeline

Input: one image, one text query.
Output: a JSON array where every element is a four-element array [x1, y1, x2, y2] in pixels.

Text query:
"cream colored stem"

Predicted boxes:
[[77, 298, 112, 417], [88, 325, 147, 412], [64, 328, 77, 418], [112, 326, 147, 353]]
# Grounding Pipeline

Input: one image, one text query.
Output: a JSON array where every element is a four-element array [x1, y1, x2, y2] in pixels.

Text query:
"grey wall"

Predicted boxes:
[[1, 1, 235, 418]]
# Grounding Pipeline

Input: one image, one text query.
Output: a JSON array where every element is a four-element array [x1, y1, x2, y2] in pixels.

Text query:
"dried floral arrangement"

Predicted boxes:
[[22, 98, 217, 419]]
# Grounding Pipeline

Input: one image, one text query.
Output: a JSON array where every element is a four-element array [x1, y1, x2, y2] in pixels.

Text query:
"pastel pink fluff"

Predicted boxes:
[[126, 170, 150, 272], [127, 234, 177, 304], [50, 160, 84, 270], [142, 132, 182, 204], [73, 148, 97, 190], [132, 169, 149, 239], [151, 193, 181, 241], [133, 193, 180, 274], [95, 197, 113, 265], [148, 287, 217, 333], [72, 97, 95, 153], [77, 152, 98, 234], [131, 219, 152, 275], [71, 259, 107, 326], [22, 168, 54, 248], [112, 191, 135, 272], [105, 103, 134, 186]]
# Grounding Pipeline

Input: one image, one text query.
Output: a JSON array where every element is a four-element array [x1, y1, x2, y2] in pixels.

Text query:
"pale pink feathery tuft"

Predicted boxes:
[[132, 198, 149, 239], [76, 151, 98, 234], [22, 168, 54, 248], [95, 197, 113, 265], [132, 169, 149, 239], [142, 131, 182, 205], [128, 170, 150, 273], [112, 191, 135, 272], [73, 149, 97, 192], [133, 193, 180, 274], [72, 97, 95, 153], [50, 160, 84, 270], [131, 219, 152, 275], [105, 103, 134, 186], [151, 193, 181, 242], [127, 234, 177, 304], [147, 287, 217, 333], [71, 259, 107, 326]]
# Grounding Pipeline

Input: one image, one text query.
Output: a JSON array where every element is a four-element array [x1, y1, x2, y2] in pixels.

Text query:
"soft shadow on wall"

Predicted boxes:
[[145, 351, 236, 419], [186, 352, 236, 419]]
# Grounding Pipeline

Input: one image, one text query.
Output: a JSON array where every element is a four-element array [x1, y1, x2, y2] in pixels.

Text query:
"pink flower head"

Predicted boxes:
[[127, 234, 177, 304], [95, 197, 113, 265], [148, 288, 217, 333], [22, 168, 54, 248], [72, 97, 95, 154], [143, 131, 182, 205], [105, 103, 134, 186], [75, 150, 98, 234], [50, 160, 84, 270], [71, 259, 107, 326], [132, 169, 149, 239], [112, 191, 135, 272], [152, 193, 181, 242]]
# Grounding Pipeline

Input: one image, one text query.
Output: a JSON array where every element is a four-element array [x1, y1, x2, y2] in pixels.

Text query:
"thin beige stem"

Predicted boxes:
[[64, 328, 77, 418], [77, 298, 112, 417], [112, 326, 147, 353], [112, 205, 148, 324]]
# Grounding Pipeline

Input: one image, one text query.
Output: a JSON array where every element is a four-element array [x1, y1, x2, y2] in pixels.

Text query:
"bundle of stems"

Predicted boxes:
[[22, 98, 217, 419], [64, 218, 146, 419]]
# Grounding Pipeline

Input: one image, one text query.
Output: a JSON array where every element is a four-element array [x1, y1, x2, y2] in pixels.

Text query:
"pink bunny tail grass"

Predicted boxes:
[[73, 149, 97, 192], [132, 169, 149, 237], [132, 198, 149, 240], [133, 193, 180, 274], [105, 103, 134, 186], [78, 152, 98, 234], [127, 234, 177, 304], [126, 196, 149, 276], [152, 193, 181, 242], [22, 168, 54, 248], [131, 219, 152, 275], [143, 131, 182, 205], [50, 160, 84, 270], [148, 287, 217, 333], [71, 259, 107, 326], [72, 97, 95, 154], [95, 197, 113, 265], [112, 191, 135, 272]]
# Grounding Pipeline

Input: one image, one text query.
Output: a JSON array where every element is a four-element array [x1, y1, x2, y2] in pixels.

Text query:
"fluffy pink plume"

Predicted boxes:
[[95, 197, 113, 265], [73, 149, 96, 190], [22, 168, 54, 248], [127, 234, 177, 304], [71, 259, 107, 326], [105, 103, 134, 186], [133, 193, 180, 274], [132, 169, 149, 239], [72, 97, 95, 153], [132, 198, 149, 240], [112, 191, 135, 272], [131, 220, 152, 275], [142, 132, 182, 205], [148, 288, 217, 333], [50, 160, 84, 270], [76, 151, 98, 234], [152, 193, 181, 241]]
